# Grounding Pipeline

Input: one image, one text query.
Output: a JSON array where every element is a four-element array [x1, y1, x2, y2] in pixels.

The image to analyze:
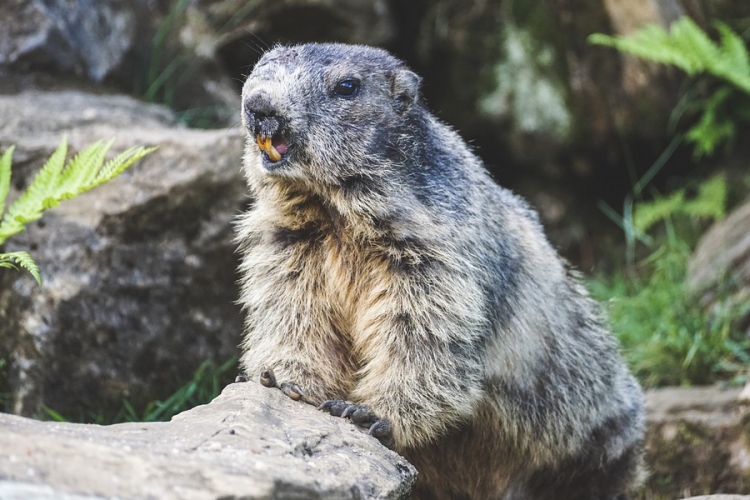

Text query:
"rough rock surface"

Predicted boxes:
[[0, 381, 417, 500], [3, 385, 750, 499], [0, 0, 143, 82], [644, 387, 750, 498], [687, 199, 750, 333], [0, 90, 247, 419], [0, 0, 240, 125]]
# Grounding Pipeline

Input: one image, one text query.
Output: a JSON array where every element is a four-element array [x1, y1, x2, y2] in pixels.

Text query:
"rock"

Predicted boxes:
[[0, 381, 417, 499], [0, 0, 143, 82], [644, 387, 750, 498], [739, 382, 750, 404], [7, 382, 750, 500], [0, 90, 247, 419], [687, 199, 750, 333], [0, 0, 240, 127]]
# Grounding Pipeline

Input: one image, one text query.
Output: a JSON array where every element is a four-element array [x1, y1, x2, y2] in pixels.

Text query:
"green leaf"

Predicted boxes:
[[0, 137, 68, 243], [0, 145, 13, 219], [590, 17, 750, 157], [685, 87, 736, 158], [590, 17, 750, 93], [683, 175, 726, 220], [90, 146, 157, 188], [632, 176, 726, 234], [0, 138, 156, 245], [671, 17, 719, 71], [716, 21, 750, 77], [589, 22, 702, 75], [633, 190, 686, 234], [43, 406, 69, 422], [0, 251, 41, 284], [55, 140, 107, 200]]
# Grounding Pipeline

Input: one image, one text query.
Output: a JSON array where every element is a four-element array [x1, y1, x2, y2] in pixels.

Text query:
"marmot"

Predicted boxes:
[[236, 43, 644, 500]]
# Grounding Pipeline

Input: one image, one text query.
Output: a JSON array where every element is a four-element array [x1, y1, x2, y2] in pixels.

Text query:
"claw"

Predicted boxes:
[[349, 406, 377, 425], [279, 381, 305, 401], [318, 400, 337, 411], [318, 399, 350, 416], [369, 418, 394, 448], [340, 405, 355, 418], [368, 418, 393, 438], [319, 399, 393, 448], [259, 366, 276, 387]]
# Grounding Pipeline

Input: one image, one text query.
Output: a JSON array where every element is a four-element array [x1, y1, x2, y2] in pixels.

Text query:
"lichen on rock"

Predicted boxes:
[[478, 22, 572, 140]]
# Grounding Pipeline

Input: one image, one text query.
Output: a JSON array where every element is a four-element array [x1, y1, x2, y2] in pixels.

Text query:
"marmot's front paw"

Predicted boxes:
[[259, 366, 306, 401], [318, 400, 394, 447]]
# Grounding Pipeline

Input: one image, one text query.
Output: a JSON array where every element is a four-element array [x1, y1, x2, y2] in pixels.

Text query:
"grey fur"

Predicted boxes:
[[236, 43, 645, 500]]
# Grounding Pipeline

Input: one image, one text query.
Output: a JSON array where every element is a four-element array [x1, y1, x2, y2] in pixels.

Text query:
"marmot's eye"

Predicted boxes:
[[334, 79, 360, 98]]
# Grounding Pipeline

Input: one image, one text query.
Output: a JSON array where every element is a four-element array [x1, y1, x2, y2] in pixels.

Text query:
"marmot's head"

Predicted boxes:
[[241, 43, 421, 191]]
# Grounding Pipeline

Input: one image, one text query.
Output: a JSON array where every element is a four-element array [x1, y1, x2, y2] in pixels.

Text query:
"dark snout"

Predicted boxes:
[[243, 92, 284, 137]]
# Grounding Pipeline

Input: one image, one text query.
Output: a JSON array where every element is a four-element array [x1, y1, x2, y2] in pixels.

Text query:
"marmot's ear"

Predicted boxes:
[[392, 69, 421, 114]]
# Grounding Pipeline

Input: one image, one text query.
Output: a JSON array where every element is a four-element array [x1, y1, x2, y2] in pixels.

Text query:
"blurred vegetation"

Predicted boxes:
[[137, 0, 248, 128], [590, 16, 750, 159], [590, 176, 750, 387], [590, 18, 750, 388], [43, 358, 237, 424]]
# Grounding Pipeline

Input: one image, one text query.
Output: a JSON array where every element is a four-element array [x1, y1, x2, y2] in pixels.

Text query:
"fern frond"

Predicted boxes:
[[0, 137, 155, 286], [685, 87, 736, 157], [0, 137, 68, 243], [683, 175, 726, 220], [633, 176, 726, 233], [81, 139, 115, 187], [708, 21, 750, 93], [716, 21, 750, 77], [90, 146, 158, 187], [0, 251, 41, 284], [53, 139, 114, 200], [0, 137, 156, 245], [0, 145, 13, 219], [671, 17, 719, 70], [633, 190, 686, 234], [589, 24, 699, 74], [590, 17, 750, 93]]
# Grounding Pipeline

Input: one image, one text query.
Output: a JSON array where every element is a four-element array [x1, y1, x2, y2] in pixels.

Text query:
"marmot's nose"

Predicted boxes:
[[245, 92, 276, 119], [244, 92, 281, 137]]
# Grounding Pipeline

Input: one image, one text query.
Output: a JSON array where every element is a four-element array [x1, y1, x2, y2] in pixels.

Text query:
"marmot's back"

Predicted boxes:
[[237, 43, 644, 500]]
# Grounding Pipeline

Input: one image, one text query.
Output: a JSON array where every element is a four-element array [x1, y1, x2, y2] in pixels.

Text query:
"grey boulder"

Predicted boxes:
[[0, 381, 417, 499]]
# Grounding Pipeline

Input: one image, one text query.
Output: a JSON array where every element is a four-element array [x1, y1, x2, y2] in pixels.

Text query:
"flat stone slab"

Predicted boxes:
[[0, 381, 416, 500]]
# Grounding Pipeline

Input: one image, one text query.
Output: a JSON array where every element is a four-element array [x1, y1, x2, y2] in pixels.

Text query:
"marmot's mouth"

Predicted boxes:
[[256, 134, 288, 163]]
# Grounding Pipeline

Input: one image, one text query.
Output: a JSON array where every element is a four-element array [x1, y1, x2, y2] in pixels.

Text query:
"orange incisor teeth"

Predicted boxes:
[[256, 136, 282, 162]]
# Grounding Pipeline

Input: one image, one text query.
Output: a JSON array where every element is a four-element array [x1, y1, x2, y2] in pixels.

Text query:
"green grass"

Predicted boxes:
[[590, 233, 750, 388], [589, 16, 750, 387], [43, 357, 238, 424]]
